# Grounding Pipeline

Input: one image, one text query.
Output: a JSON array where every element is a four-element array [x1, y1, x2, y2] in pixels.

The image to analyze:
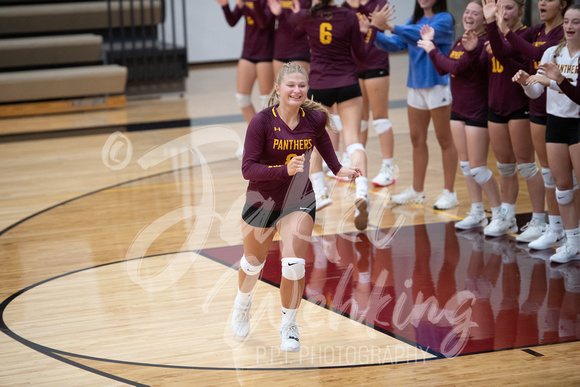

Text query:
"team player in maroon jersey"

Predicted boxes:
[[418, 0, 502, 231], [342, 0, 397, 188], [216, 0, 275, 125], [488, 0, 571, 249], [478, 0, 546, 239], [231, 62, 363, 352], [288, 0, 391, 230], [267, 0, 312, 75]]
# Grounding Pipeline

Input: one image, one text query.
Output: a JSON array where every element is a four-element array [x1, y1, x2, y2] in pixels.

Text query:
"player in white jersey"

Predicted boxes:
[[513, 5, 580, 263]]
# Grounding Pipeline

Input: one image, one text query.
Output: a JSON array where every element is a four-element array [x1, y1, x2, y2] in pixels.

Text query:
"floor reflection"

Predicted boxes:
[[201, 215, 580, 358]]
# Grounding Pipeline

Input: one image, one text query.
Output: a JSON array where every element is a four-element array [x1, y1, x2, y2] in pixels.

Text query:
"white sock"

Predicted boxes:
[[281, 307, 299, 326], [491, 206, 501, 217], [382, 158, 393, 166], [565, 228, 580, 249], [549, 215, 563, 231], [502, 203, 516, 218], [471, 202, 484, 214], [355, 176, 368, 194], [235, 289, 252, 306], [532, 212, 546, 223]]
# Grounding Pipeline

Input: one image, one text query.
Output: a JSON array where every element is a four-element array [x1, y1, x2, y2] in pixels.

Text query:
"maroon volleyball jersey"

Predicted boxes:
[[273, 0, 311, 61], [505, 23, 564, 117], [242, 106, 341, 210], [342, 0, 390, 74], [429, 33, 488, 123], [221, 0, 275, 61], [290, 6, 379, 89], [484, 22, 529, 117]]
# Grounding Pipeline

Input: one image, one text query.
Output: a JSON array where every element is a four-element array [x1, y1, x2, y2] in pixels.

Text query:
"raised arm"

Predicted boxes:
[[217, 0, 243, 26]]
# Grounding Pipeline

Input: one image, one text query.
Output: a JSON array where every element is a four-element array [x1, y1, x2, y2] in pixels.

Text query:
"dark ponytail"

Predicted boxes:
[[411, 0, 448, 24], [310, 0, 332, 17]]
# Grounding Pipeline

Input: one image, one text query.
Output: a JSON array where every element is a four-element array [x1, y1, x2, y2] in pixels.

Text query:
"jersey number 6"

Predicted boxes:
[[320, 22, 332, 45]]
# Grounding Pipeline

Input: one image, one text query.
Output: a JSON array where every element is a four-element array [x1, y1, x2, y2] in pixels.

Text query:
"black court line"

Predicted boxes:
[[0, 99, 409, 143]]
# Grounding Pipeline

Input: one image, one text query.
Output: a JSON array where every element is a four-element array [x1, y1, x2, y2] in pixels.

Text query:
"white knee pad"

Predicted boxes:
[[518, 162, 539, 180], [373, 118, 392, 134], [542, 168, 556, 189], [497, 162, 517, 177], [361, 120, 369, 133], [556, 188, 574, 205], [235, 93, 252, 108], [331, 114, 343, 132], [460, 161, 471, 177], [239, 255, 265, 276], [346, 142, 365, 156], [471, 166, 493, 185], [259, 94, 269, 108], [281, 257, 306, 281]]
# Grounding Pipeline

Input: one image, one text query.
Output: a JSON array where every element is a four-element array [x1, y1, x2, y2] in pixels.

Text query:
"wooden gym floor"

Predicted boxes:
[[1, 53, 579, 386]]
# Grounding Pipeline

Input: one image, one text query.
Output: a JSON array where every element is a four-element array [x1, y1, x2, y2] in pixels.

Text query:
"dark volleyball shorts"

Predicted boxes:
[[488, 106, 529, 124], [358, 68, 390, 79], [530, 114, 548, 126], [545, 114, 580, 145], [242, 199, 316, 229], [308, 83, 362, 107], [451, 111, 487, 128]]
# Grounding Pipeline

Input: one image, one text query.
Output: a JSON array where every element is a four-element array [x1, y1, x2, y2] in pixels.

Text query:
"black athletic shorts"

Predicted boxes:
[[530, 114, 547, 126], [451, 111, 487, 128], [488, 106, 529, 124], [242, 199, 316, 228], [358, 68, 390, 79], [308, 83, 362, 107], [545, 114, 580, 145]]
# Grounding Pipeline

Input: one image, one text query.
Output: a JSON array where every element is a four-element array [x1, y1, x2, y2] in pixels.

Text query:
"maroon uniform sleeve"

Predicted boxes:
[[428, 37, 484, 77], [221, 4, 243, 27], [486, 21, 519, 61], [558, 78, 580, 105], [242, 114, 288, 181], [504, 24, 547, 61]]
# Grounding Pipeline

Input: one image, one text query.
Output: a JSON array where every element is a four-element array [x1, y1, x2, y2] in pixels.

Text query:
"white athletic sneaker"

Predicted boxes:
[[516, 218, 547, 243], [354, 189, 369, 231], [455, 211, 488, 230], [528, 226, 566, 250], [231, 301, 251, 338], [315, 187, 333, 210], [483, 213, 518, 237], [391, 186, 426, 205], [371, 162, 396, 187], [550, 243, 580, 264], [280, 322, 300, 352], [433, 189, 459, 210]]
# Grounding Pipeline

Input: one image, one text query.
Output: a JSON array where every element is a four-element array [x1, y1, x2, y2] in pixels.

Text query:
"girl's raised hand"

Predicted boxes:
[[539, 62, 566, 84], [461, 30, 478, 51], [511, 69, 530, 85], [215, 0, 228, 7], [481, 0, 498, 23], [420, 25, 435, 41], [268, 0, 282, 16]]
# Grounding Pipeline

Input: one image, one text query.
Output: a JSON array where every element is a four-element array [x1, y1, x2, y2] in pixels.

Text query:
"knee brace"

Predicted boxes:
[[497, 162, 517, 177], [239, 255, 265, 276], [542, 168, 556, 189], [361, 120, 369, 133], [259, 94, 269, 108], [556, 188, 574, 205], [331, 114, 343, 132], [471, 166, 493, 185], [518, 162, 539, 180], [235, 93, 252, 108], [346, 142, 365, 156], [460, 161, 471, 177], [281, 257, 306, 280], [373, 118, 392, 134]]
